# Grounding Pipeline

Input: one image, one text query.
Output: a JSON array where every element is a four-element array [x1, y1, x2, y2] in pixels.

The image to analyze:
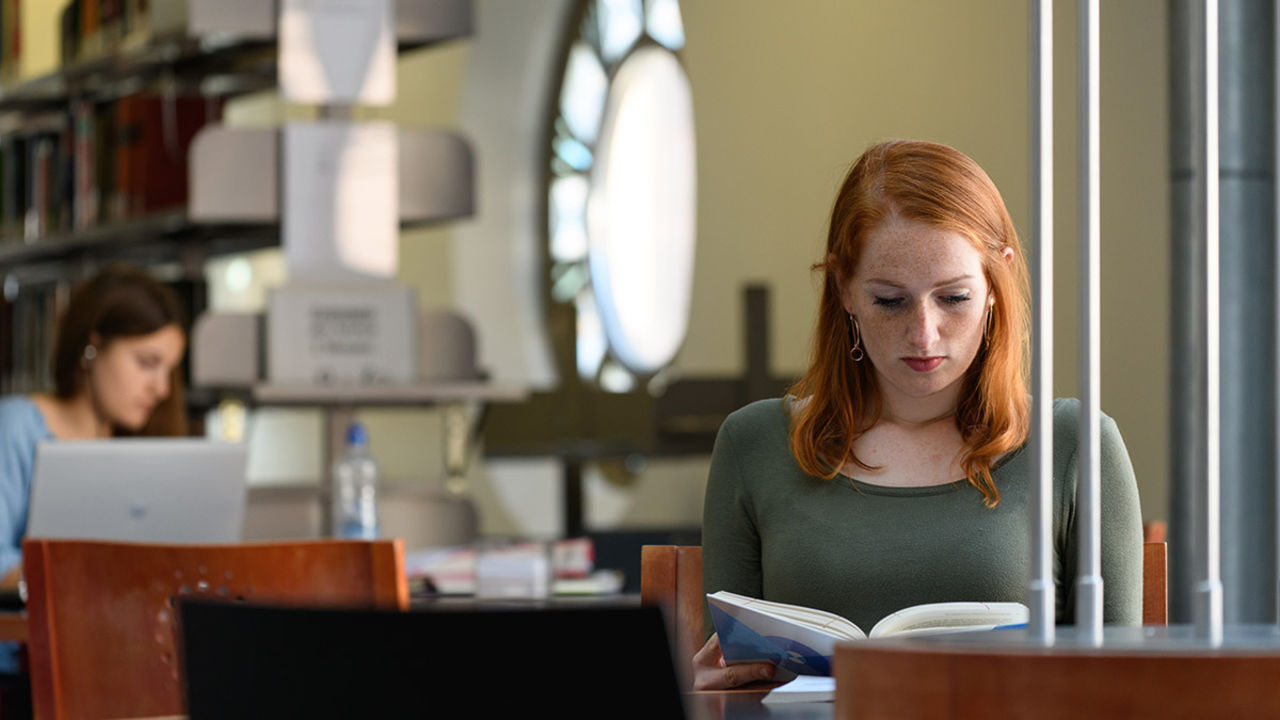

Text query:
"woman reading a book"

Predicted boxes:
[[0, 265, 188, 589], [694, 140, 1142, 690]]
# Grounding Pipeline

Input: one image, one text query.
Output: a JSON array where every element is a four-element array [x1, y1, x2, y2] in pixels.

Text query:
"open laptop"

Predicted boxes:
[[180, 601, 687, 718], [27, 439, 249, 544]]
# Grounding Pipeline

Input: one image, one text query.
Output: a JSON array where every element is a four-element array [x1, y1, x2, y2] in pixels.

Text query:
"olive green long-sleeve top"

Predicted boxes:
[[702, 397, 1142, 636]]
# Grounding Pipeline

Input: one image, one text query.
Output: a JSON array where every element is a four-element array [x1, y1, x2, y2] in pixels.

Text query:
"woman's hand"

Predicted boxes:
[[691, 632, 776, 690]]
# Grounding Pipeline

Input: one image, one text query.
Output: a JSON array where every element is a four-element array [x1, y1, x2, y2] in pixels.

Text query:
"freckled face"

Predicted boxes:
[[843, 216, 991, 404], [86, 324, 186, 431]]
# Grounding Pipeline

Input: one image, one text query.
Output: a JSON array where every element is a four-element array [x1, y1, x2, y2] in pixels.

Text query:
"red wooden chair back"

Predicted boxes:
[[22, 538, 408, 720]]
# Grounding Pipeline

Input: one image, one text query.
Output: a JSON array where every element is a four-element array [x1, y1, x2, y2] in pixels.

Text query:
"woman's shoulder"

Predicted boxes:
[[1047, 397, 1129, 482], [1051, 397, 1121, 434], [722, 397, 790, 435], [0, 395, 40, 425], [0, 394, 52, 436], [715, 398, 794, 458]]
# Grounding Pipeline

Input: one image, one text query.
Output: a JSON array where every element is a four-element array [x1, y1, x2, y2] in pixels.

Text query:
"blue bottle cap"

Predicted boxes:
[[346, 421, 368, 447]]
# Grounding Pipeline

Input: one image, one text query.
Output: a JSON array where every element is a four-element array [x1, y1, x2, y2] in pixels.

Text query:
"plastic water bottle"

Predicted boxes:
[[332, 421, 379, 539]]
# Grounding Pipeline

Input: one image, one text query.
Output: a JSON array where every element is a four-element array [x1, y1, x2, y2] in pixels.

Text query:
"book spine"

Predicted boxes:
[[73, 100, 98, 229]]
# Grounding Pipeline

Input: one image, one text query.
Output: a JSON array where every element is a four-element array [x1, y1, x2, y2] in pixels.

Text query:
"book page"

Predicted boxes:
[[869, 601, 1029, 639]]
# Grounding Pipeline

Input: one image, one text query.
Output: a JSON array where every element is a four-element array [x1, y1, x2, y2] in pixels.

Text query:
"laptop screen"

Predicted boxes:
[[180, 600, 687, 718], [27, 439, 248, 544]]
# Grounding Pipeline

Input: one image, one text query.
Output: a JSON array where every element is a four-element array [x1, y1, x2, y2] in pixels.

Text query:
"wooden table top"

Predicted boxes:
[[687, 685, 833, 720]]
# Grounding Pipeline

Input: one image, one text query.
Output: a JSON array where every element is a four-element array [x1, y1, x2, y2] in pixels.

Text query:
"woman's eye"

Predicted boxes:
[[941, 295, 971, 306], [873, 296, 903, 308]]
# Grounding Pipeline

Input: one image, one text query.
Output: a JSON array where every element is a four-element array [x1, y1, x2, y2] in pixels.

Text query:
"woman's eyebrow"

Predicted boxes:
[[863, 274, 976, 289]]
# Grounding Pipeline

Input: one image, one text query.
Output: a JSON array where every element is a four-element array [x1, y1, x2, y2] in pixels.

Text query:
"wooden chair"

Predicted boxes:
[[21, 538, 409, 720], [641, 541, 1170, 669], [1143, 539, 1168, 624], [639, 545, 704, 682]]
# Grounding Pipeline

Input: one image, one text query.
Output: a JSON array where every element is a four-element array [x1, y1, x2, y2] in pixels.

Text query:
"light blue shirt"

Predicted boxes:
[[0, 395, 52, 674], [0, 395, 52, 577]]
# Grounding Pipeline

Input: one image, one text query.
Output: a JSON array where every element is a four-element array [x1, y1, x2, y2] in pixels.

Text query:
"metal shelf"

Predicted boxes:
[[0, 0, 472, 113], [252, 382, 528, 406]]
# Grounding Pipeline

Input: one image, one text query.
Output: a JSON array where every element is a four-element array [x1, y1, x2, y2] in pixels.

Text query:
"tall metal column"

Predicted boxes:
[[1075, 0, 1104, 643], [1216, 0, 1277, 626], [1027, 0, 1055, 645], [1170, 0, 1276, 627]]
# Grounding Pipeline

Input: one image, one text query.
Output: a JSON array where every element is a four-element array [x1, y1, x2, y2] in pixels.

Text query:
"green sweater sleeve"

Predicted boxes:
[[701, 410, 762, 637], [1055, 406, 1144, 625]]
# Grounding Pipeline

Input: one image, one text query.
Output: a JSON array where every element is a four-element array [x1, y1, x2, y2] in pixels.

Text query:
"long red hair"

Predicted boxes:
[[788, 140, 1030, 506]]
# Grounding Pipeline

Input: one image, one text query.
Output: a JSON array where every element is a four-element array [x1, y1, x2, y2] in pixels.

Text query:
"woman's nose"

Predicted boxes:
[[907, 303, 941, 349]]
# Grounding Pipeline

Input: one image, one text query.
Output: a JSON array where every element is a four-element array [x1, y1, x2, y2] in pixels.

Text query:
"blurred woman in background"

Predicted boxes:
[[0, 265, 188, 588]]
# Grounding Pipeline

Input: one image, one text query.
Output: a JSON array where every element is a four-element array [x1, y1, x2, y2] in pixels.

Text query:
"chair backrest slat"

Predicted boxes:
[[22, 538, 408, 720]]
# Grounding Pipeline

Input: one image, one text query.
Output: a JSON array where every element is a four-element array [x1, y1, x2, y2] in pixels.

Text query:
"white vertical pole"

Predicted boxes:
[[1194, 0, 1224, 644], [1075, 0, 1104, 644], [1028, 0, 1056, 645]]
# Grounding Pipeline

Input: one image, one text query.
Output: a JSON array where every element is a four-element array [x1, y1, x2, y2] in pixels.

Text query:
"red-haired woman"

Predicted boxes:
[[693, 140, 1142, 690]]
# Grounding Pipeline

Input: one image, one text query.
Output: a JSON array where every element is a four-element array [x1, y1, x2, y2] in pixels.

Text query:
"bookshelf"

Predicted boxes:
[[0, 0, 474, 271], [0, 0, 496, 428]]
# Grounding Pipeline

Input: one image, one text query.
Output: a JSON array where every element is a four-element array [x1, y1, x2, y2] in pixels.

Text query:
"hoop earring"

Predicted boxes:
[[984, 307, 993, 342], [848, 314, 864, 362]]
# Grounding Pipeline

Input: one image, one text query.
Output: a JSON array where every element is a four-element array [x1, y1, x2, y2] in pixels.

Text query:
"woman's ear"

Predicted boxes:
[[829, 256, 860, 315], [1001, 246, 1015, 263], [829, 253, 855, 315]]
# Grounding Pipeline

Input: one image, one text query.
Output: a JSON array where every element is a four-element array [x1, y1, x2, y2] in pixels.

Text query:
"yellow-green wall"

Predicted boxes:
[[15, 0, 1173, 530], [233, 0, 1174, 528]]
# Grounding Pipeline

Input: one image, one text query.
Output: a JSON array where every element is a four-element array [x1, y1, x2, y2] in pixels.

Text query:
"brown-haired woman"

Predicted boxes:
[[694, 140, 1142, 690], [0, 265, 187, 589]]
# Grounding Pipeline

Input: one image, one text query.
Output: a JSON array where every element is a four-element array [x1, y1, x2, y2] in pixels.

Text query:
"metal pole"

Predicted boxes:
[[1075, 0, 1104, 644], [1194, 0, 1224, 645], [1028, 0, 1055, 645], [1215, 0, 1277, 626], [1275, 0, 1280, 626]]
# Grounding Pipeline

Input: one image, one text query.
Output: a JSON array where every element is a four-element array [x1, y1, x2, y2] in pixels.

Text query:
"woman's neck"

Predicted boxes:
[[32, 393, 112, 439], [877, 384, 962, 430]]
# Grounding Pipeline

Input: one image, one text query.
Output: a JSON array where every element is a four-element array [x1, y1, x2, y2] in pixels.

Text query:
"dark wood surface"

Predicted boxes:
[[834, 625, 1280, 719], [688, 687, 833, 720]]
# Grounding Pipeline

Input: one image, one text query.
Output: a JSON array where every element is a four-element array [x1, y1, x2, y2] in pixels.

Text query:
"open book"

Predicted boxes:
[[707, 590, 1028, 679]]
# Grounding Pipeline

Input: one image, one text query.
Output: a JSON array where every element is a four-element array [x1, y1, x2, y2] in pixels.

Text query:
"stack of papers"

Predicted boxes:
[[761, 676, 836, 704]]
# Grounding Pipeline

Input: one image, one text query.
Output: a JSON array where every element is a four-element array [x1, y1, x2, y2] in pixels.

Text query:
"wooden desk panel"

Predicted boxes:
[[835, 627, 1280, 719], [0, 612, 25, 642]]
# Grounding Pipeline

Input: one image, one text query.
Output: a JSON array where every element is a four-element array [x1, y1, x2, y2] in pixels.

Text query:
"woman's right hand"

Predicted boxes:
[[691, 632, 776, 690]]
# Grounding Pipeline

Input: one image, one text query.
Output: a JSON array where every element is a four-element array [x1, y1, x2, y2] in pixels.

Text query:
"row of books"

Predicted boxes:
[[60, 0, 154, 65], [2, 0, 161, 86], [0, 278, 67, 395], [0, 92, 222, 243]]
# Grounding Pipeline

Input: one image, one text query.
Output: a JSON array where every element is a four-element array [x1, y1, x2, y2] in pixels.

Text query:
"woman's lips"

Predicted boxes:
[[902, 357, 944, 372]]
